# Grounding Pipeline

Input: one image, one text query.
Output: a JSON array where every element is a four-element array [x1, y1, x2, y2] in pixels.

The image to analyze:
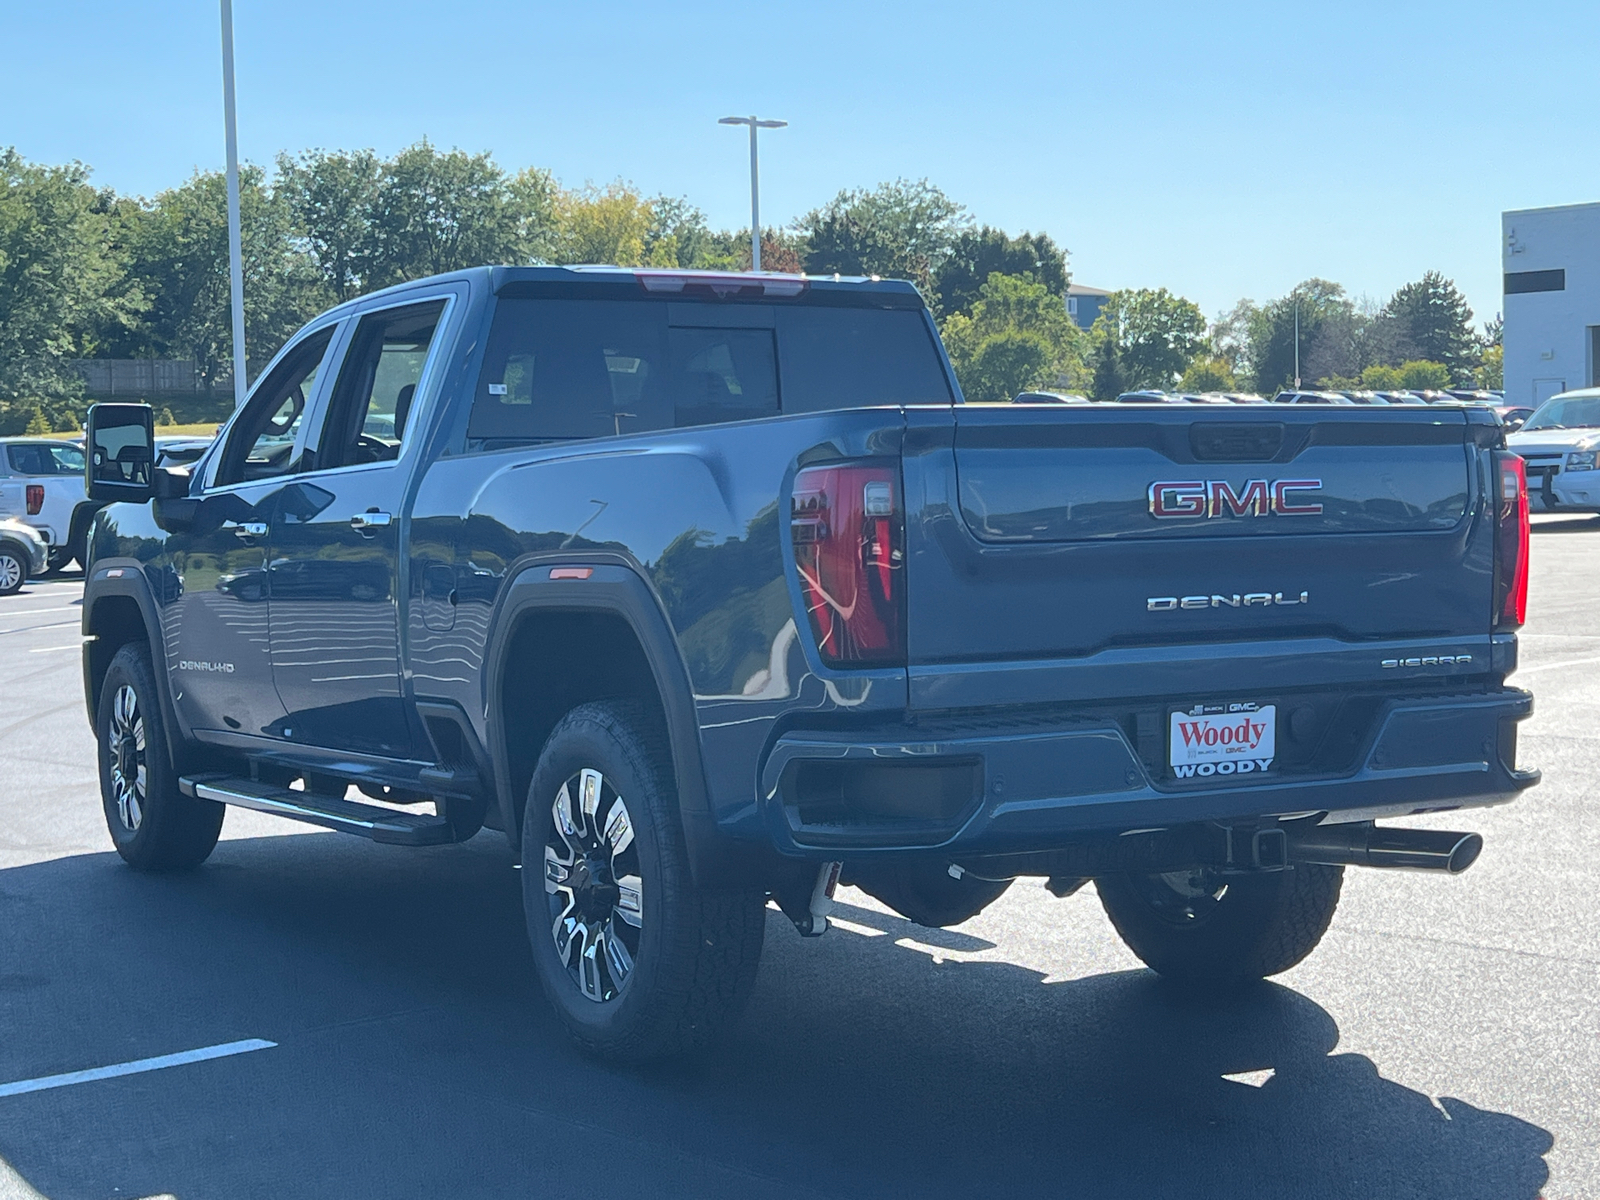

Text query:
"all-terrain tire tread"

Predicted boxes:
[[534, 700, 764, 1062], [1251, 862, 1344, 977], [99, 643, 225, 871], [1097, 862, 1343, 989]]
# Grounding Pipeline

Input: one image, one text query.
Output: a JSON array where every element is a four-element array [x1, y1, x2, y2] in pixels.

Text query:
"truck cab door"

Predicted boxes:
[[265, 298, 449, 758], [169, 326, 338, 739]]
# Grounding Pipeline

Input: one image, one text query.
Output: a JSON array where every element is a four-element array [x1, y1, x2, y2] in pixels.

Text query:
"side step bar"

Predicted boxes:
[[178, 775, 455, 846]]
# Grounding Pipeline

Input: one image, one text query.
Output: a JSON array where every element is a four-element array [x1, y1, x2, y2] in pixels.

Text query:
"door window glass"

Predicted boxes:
[[6, 443, 85, 475], [319, 302, 445, 468], [215, 328, 335, 485]]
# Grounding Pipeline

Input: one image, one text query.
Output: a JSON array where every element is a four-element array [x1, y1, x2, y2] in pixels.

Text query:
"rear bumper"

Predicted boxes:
[[758, 688, 1538, 856], [1551, 466, 1600, 509]]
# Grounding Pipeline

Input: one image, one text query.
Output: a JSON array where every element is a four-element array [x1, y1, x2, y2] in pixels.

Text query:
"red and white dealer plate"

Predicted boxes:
[[1168, 703, 1276, 778]]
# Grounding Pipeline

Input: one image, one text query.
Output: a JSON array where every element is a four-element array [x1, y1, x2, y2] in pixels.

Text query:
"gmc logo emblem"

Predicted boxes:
[[1148, 478, 1324, 519]]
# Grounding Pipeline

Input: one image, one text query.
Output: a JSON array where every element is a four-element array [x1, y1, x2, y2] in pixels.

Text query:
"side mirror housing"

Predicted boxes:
[[85, 403, 155, 504]]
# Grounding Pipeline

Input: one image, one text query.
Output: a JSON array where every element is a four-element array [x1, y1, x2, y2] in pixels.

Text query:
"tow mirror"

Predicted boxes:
[[85, 403, 155, 504]]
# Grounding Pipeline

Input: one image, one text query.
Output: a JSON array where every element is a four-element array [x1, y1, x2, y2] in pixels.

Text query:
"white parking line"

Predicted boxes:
[[27, 644, 82, 653], [0, 606, 82, 619], [1518, 654, 1600, 675], [0, 1039, 277, 1099]]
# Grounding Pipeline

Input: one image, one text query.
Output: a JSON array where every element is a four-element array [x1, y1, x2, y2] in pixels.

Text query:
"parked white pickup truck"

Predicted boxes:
[[0, 438, 99, 571]]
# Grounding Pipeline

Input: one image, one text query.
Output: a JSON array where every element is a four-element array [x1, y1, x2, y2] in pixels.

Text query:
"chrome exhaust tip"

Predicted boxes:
[[1287, 825, 1484, 874]]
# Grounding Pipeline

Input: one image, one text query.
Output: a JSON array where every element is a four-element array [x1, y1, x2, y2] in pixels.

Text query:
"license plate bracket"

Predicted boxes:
[[1168, 702, 1276, 779]]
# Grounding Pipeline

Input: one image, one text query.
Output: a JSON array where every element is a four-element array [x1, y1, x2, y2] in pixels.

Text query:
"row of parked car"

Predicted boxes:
[[1015, 388, 1532, 430], [0, 433, 216, 593]]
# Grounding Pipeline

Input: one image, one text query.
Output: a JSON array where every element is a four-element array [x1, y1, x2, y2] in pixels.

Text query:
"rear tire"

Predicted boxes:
[[1096, 863, 1343, 990], [521, 700, 766, 1062], [97, 643, 225, 870]]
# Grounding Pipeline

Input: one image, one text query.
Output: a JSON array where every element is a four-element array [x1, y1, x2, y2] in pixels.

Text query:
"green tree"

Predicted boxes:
[[126, 165, 324, 385], [1383, 271, 1476, 380], [1477, 344, 1503, 390], [363, 140, 537, 287], [276, 148, 381, 301], [1095, 287, 1208, 390], [1089, 333, 1126, 401], [1251, 279, 1350, 394], [1178, 356, 1237, 392], [0, 150, 135, 431], [1397, 360, 1451, 390], [935, 226, 1068, 317], [1359, 364, 1402, 390], [940, 272, 1085, 402], [798, 179, 967, 298], [24, 407, 51, 435], [550, 180, 670, 266]]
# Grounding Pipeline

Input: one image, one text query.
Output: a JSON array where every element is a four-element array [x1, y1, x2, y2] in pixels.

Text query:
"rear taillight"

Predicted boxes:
[[1494, 451, 1529, 629], [791, 463, 904, 666], [25, 485, 43, 516]]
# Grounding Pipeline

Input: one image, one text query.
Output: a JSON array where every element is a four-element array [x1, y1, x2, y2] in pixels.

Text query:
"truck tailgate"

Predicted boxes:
[[903, 405, 1493, 710]]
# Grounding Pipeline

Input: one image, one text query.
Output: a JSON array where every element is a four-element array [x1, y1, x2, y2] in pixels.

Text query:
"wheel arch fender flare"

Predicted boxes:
[[480, 558, 714, 868], [81, 561, 185, 766]]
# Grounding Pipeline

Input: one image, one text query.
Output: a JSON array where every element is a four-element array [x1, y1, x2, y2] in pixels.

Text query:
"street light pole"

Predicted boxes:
[[220, 0, 247, 407], [718, 115, 786, 271], [1293, 299, 1301, 390]]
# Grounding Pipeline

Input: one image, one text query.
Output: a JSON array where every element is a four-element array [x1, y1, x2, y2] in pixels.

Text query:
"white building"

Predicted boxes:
[[1502, 202, 1600, 405]]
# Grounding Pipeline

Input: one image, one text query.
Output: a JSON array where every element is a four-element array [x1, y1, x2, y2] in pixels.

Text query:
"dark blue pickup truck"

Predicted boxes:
[[79, 266, 1537, 1060]]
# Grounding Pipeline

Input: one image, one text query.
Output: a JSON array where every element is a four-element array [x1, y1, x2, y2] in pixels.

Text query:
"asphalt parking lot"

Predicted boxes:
[[0, 517, 1596, 1200]]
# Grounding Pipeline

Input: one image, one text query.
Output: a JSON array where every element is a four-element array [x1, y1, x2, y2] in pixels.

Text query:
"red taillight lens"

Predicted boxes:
[[1494, 451, 1529, 629], [25, 484, 43, 515], [791, 463, 904, 666]]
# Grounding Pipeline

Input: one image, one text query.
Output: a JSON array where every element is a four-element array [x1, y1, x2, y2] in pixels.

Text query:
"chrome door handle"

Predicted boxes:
[[350, 510, 393, 534], [227, 521, 268, 540]]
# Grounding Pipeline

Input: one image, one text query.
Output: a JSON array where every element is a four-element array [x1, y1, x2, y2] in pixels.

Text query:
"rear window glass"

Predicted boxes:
[[7, 443, 85, 475], [467, 297, 951, 446], [776, 307, 952, 412]]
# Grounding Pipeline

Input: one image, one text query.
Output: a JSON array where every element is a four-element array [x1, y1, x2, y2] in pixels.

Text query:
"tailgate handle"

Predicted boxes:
[[1190, 423, 1284, 462]]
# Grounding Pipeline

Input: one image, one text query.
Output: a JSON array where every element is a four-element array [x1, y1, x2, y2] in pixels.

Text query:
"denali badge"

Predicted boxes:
[[1149, 592, 1309, 611], [1148, 478, 1323, 519]]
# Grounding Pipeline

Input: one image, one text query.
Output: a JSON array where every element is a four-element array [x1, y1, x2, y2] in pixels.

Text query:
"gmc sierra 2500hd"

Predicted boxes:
[[79, 266, 1537, 1061]]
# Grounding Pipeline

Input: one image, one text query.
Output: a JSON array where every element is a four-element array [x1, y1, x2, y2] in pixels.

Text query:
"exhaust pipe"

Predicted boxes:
[[1287, 825, 1483, 874]]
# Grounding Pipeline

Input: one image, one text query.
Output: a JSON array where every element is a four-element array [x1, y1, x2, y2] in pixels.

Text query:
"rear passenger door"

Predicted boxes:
[[266, 297, 450, 758]]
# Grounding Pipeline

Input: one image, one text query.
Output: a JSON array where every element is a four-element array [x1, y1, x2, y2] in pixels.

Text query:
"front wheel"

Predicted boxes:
[[0, 546, 25, 596], [97, 643, 225, 870], [1096, 863, 1343, 990], [521, 701, 766, 1062]]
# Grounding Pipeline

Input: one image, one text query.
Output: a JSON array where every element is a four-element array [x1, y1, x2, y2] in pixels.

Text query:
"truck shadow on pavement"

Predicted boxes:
[[0, 833, 1553, 1200]]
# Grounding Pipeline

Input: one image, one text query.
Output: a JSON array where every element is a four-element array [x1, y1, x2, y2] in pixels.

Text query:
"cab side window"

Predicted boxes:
[[465, 299, 781, 450], [214, 328, 335, 486], [317, 302, 445, 469]]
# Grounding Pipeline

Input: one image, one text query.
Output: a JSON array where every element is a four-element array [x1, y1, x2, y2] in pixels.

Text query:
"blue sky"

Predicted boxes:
[[5, 0, 1596, 327]]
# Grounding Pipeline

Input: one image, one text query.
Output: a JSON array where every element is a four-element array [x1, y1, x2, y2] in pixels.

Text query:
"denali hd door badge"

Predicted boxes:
[[1148, 592, 1308, 611], [1148, 478, 1323, 519]]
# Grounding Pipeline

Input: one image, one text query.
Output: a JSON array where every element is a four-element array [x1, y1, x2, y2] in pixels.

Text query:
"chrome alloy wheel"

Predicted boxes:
[[0, 553, 21, 592], [544, 767, 643, 1003], [107, 684, 147, 832]]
